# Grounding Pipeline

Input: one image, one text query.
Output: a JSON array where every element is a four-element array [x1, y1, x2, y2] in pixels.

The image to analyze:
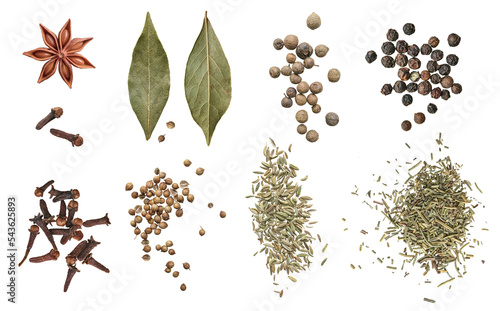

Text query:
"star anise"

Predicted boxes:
[[23, 19, 95, 89]]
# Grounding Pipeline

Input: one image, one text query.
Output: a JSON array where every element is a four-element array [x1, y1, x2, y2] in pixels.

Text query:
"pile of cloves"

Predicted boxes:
[[365, 23, 462, 131], [269, 12, 341, 142], [126, 164, 225, 291], [19, 180, 110, 292], [36, 107, 84, 146]]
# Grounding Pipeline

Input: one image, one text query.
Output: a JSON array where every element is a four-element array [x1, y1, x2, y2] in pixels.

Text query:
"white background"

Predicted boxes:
[[1, 0, 499, 310]]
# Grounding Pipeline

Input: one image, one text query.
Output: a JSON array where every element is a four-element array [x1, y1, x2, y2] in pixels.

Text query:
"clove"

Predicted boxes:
[[77, 236, 100, 261], [66, 240, 88, 266], [50, 128, 84, 147], [49, 186, 80, 202], [29, 213, 58, 251], [29, 249, 60, 263], [56, 200, 67, 226], [50, 228, 71, 245], [83, 213, 111, 227], [83, 253, 110, 273], [34, 180, 54, 197], [18, 225, 40, 267], [39, 199, 55, 225], [66, 200, 79, 227], [36, 107, 63, 130], [63, 265, 80, 292]]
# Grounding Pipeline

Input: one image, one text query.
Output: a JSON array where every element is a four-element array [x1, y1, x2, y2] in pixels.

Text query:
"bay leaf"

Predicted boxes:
[[128, 12, 170, 140], [185, 11, 231, 146]]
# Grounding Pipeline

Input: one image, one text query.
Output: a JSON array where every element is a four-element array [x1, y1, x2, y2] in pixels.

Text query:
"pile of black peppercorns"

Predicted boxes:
[[365, 23, 462, 131], [268, 13, 340, 142]]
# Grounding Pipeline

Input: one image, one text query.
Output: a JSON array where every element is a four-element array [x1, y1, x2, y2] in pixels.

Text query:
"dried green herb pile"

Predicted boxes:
[[358, 137, 485, 287], [247, 139, 325, 295]]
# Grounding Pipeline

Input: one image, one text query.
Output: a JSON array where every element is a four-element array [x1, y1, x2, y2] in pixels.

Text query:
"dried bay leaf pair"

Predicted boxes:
[[128, 12, 231, 145]]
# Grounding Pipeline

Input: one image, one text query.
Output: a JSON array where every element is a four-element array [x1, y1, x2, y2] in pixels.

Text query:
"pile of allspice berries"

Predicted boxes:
[[125, 163, 226, 291], [269, 12, 340, 142]]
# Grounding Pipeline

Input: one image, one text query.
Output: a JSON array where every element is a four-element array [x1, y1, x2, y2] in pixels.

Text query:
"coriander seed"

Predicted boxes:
[[166, 261, 175, 268], [168, 249, 176, 255], [306, 12, 321, 30], [297, 124, 307, 134], [306, 130, 319, 142], [180, 284, 186, 291], [173, 271, 179, 278], [155, 244, 161, 251], [166, 240, 173, 247], [196, 167, 205, 175], [125, 182, 133, 191], [158, 135, 165, 142], [183, 262, 190, 270], [327, 68, 341, 82], [184, 159, 192, 167], [161, 245, 168, 252], [166, 121, 175, 129], [273, 38, 284, 50], [128, 208, 135, 216], [325, 112, 339, 126], [199, 227, 206, 236], [208, 203, 213, 208], [142, 254, 151, 261], [284, 35, 299, 50], [131, 191, 138, 199], [314, 44, 329, 57], [220, 211, 227, 218], [295, 110, 308, 123], [143, 245, 151, 253]]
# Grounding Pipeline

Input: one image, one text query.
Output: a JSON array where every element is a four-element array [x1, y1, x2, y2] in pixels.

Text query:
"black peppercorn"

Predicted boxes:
[[408, 58, 421, 70], [365, 50, 377, 64], [281, 97, 293, 108], [441, 76, 454, 89], [407, 82, 417, 93], [401, 120, 412, 131], [381, 56, 395, 68], [398, 68, 410, 81], [451, 83, 462, 94], [441, 90, 451, 100], [426, 60, 440, 73], [427, 103, 438, 114], [381, 42, 396, 55], [420, 70, 430, 81], [418, 81, 432, 95], [414, 112, 426, 124], [431, 50, 444, 61], [386, 28, 399, 41], [407, 44, 420, 57], [447, 33, 461, 47], [403, 23, 415, 35], [446, 54, 459, 66], [273, 38, 284, 50], [393, 80, 407, 93], [430, 87, 442, 99], [381, 83, 393, 95], [396, 40, 408, 54], [395, 53, 408, 67], [428, 36, 440, 48], [402, 94, 413, 106], [430, 74, 441, 84], [438, 64, 451, 76], [421, 44, 432, 55]]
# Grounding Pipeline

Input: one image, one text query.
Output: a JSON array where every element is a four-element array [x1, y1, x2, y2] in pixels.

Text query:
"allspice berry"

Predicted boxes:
[[297, 124, 307, 135], [306, 12, 321, 30], [220, 211, 227, 218], [295, 110, 308, 123], [286, 53, 296, 64], [297, 81, 309, 94], [125, 182, 133, 191], [199, 227, 206, 236], [292, 62, 305, 74], [414, 112, 426, 124], [180, 284, 187, 291], [286, 87, 297, 98], [401, 120, 412, 131], [315, 44, 329, 57], [311, 104, 321, 114], [281, 97, 293, 108], [281, 66, 292, 76], [304, 57, 315, 69], [306, 94, 318, 105], [184, 159, 192, 167], [284, 35, 299, 50], [273, 38, 284, 50], [306, 130, 319, 142], [309, 82, 323, 94], [325, 112, 339, 126], [290, 74, 302, 84], [296, 42, 313, 59], [196, 167, 204, 175], [327, 69, 341, 82], [295, 94, 307, 106], [269, 66, 280, 78]]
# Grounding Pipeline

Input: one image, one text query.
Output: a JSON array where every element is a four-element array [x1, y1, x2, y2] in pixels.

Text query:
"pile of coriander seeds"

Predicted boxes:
[[125, 163, 226, 291], [269, 12, 340, 142], [365, 23, 462, 131]]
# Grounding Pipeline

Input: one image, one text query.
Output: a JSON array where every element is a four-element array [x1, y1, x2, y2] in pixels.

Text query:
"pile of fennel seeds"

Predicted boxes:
[[247, 139, 327, 296]]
